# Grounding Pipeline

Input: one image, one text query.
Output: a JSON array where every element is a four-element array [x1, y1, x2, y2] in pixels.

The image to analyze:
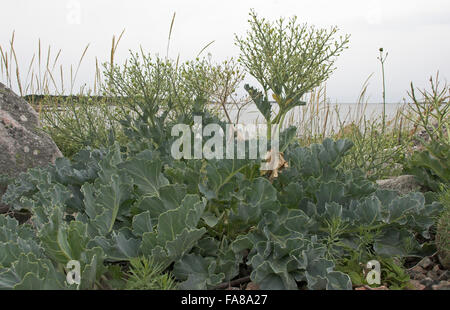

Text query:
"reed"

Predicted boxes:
[[0, 31, 110, 99], [282, 74, 417, 179], [0, 29, 423, 179]]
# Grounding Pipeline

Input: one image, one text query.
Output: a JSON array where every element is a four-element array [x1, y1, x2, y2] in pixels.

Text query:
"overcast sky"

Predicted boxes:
[[1, 0, 449, 103]]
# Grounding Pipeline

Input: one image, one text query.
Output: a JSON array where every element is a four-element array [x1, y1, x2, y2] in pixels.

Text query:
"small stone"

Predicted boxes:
[[355, 285, 388, 290], [418, 257, 433, 270], [427, 270, 439, 280], [369, 286, 389, 290], [431, 265, 441, 274], [419, 277, 435, 287], [409, 265, 425, 275], [245, 282, 260, 290], [431, 281, 450, 290], [23, 146, 30, 153], [438, 271, 449, 281], [225, 287, 240, 290], [19, 114, 27, 122], [431, 264, 445, 278], [414, 273, 427, 281], [409, 280, 426, 290]]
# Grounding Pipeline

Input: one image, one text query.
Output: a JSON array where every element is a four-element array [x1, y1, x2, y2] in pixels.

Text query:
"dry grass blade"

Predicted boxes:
[[24, 54, 35, 94], [111, 32, 124, 64], [52, 49, 62, 71], [46, 67, 60, 96], [197, 40, 215, 58], [38, 38, 41, 93], [94, 57, 100, 94], [110, 29, 125, 75], [166, 12, 176, 58], [71, 43, 90, 94], [0, 46, 4, 77], [11, 44, 22, 96], [60, 65, 64, 94]]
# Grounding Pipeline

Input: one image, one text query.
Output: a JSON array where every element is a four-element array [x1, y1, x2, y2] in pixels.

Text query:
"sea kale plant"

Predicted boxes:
[[236, 10, 350, 138], [0, 133, 441, 289]]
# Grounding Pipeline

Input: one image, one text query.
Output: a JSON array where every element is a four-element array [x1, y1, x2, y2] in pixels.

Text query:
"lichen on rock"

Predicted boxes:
[[0, 83, 62, 213]]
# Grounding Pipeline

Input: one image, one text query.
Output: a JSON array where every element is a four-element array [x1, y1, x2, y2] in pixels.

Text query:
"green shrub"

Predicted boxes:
[[405, 141, 450, 192], [338, 117, 412, 180], [102, 51, 244, 156], [40, 95, 126, 157], [404, 74, 449, 191], [236, 9, 350, 139]]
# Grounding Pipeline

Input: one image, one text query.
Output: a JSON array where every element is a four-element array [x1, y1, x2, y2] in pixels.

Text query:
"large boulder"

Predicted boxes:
[[0, 83, 62, 212], [0, 184, 8, 214]]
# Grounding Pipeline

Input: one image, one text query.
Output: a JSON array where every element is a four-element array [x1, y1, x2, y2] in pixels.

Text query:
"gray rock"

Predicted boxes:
[[409, 265, 425, 274], [427, 270, 439, 280], [431, 281, 450, 290], [408, 265, 426, 280], [417, 257, 434, 270], [0, 183, 8, 213], [414, 273, 427, 281], [420, 277, 435, 287], [432, 264, 443, 276], [438, 271, 449, 281], [409, 279, 426, 290], [376, 175, 421, 195], [0, 83, 62, 211]]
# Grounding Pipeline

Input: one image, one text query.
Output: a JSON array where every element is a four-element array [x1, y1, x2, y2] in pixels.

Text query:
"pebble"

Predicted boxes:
[[419, 277, 435, 287], [409, 280, 426, 290], [418, 257, 433, 270], [245, 282, 260, 290], [438, 271, 449, 281], [355, 285, 389, 290], [390, 255, 449, 290], [410, 265, 425, 274], [414, 273, 427, 281], [427, 270, 438, 279], [432, 264, 442, 275], [431, 281, 450, 290]]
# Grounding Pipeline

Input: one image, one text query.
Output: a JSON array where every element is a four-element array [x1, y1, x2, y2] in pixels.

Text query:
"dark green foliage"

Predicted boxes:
[[404, 74, 449, 191], [405, 141, 450, 192], [1, 133, 440, 290], [125, 256, 178, 290], [436, 187, 450, 269]]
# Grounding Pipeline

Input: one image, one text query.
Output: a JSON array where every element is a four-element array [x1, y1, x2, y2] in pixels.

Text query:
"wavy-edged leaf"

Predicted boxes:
[[120, 158, 169, 196]]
